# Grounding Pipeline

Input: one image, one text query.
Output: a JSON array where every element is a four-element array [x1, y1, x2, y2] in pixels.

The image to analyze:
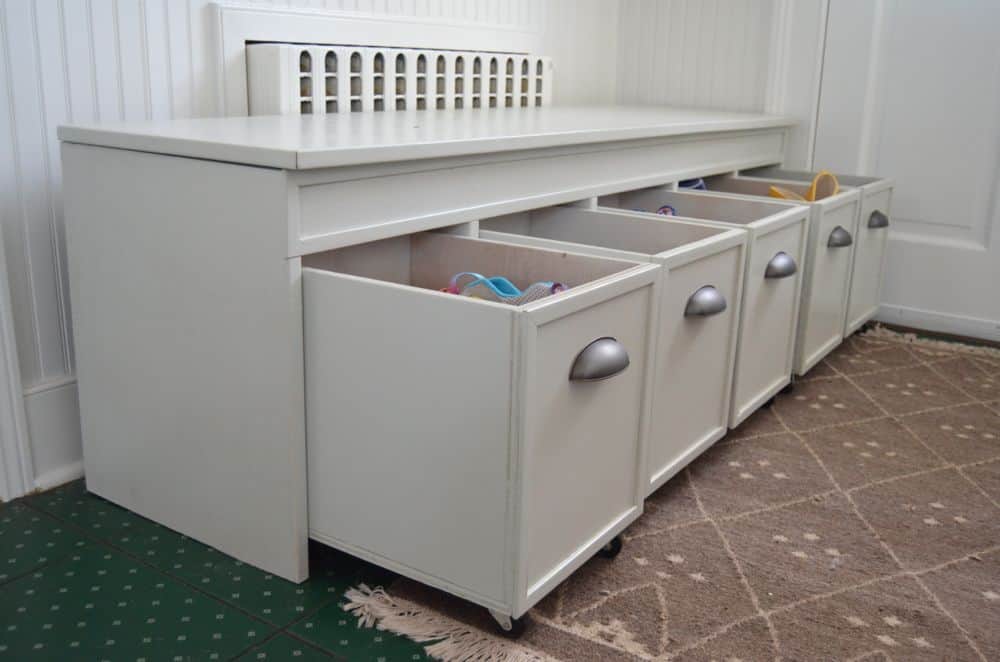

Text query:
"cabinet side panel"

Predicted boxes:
[[62, 144, 307, 581]]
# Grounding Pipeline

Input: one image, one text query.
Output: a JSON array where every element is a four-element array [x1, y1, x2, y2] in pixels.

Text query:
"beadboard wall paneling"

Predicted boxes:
[[616, 0, 774, 112], [0, 0, 619, 492]]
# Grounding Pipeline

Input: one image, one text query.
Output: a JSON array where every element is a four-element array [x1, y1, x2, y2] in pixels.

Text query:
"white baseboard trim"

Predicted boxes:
[[34, 460, 84, 492], [23, 380, 84, 495], [876, 304, 1000, 343]]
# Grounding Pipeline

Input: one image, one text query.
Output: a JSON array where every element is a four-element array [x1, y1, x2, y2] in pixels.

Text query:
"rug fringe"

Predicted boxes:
[[343, 584, 553, 662], [860, 324, 1000, 359]]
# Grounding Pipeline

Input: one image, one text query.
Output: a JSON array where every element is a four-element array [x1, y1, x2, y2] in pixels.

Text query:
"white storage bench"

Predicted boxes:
[[478, 206, 747, 495], [697, 175, 862, 376], [599, 188, 809, 427], [740, 167, 893, 335], [64, 106, 902, 634]]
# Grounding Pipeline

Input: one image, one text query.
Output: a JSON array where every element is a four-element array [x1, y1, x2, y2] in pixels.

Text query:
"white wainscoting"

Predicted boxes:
[[614, 0, 829, 168], [0, 0, 620, 499], [616, 0, 777, 112]]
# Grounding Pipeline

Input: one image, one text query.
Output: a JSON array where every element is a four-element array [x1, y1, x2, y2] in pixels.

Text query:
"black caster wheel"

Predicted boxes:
[[489, 610, 527, 638], [597, 535, 623, 559]]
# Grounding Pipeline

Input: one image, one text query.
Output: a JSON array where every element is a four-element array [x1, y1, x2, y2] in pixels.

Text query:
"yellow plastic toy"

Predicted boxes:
[[769, 169, 840, 202]]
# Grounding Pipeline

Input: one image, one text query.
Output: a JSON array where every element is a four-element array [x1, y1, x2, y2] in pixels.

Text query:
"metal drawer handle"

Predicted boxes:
[[868, 210, 889, 229], [764, 251, 797, 279], [684, 285, 727, 317], [569, 337, 630, 382], [828, 225, 854, 248]]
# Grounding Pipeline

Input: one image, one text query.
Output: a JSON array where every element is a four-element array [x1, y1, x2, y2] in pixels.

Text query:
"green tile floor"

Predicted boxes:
[[0, 480, 432, 661]]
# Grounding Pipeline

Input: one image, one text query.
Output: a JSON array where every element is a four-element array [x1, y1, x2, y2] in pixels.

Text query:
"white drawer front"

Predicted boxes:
[[648, 244, 743, 490], [731, 218, 808, 424], [521, 283, 653, 605], [846, 187, 892, 333], [795, 195, 860, 373]]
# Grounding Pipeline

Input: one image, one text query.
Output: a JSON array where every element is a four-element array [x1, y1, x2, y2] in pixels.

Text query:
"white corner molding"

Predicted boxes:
[[0, 230, 34, 501], [876, 305, 1000, 344], [214, 2, 542, 117]]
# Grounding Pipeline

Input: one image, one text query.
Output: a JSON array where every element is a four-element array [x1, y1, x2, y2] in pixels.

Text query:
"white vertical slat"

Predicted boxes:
[[665, 0, 685, 104], [310, 45, 324, 113], [693, 0, 716, 107], [61, 0, 98, 123], [187, 0, 219, 118], [30, 0, 73, 374], [89, 1, 123, 122], [114, 0, 149, 120], [143, 0, 173, 120], [0, 0, 41, 386], [2, 0, 66, 383]]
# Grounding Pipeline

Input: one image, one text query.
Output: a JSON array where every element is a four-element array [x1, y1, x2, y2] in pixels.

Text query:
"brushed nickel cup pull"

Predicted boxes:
[[684, 285, 727, 317], [765, 251, 797, 279], [569, 337, 630, 382], [868, 210, 889, 229], [828, 225, 854, 248]]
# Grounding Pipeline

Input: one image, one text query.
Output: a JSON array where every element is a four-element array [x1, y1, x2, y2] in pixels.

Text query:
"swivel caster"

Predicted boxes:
[[596, 535, 623, 559], [488, 609, 526, 638]]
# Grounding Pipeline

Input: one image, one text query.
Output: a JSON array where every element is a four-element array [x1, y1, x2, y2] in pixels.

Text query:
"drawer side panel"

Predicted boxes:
[[304, 270, 514, 605]]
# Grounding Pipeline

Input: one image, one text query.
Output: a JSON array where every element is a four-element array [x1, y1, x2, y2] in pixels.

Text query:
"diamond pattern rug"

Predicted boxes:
[[348, 328, 1000, 661]]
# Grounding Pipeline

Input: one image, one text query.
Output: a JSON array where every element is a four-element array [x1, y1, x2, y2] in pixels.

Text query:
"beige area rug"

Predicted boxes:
[[346, 327, 1000, 661]]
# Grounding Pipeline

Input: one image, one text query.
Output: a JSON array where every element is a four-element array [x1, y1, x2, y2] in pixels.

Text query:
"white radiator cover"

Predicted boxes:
[[247, 44, 553, 116]]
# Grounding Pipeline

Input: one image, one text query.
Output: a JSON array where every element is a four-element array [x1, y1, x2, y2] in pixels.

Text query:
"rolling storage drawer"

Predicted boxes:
[[701, 175, 861, 376], [741, 167, 893, 335], [600, 187, 809, 427], [479, 206, 747, 496], [301, 231, 658, 617]]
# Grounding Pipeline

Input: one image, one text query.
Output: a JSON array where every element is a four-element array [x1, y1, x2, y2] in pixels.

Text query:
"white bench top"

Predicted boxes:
[[57, 105, 794, 170]]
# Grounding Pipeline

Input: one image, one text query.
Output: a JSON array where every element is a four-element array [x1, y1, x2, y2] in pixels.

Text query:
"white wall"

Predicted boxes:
[[614, 0, 828, 165], [0, 0, 620, 496], [616, 0, 776, 112], [812, 0, 1000, 340], [615, 0, 1000, 340], [5, 0, 997, 498]]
